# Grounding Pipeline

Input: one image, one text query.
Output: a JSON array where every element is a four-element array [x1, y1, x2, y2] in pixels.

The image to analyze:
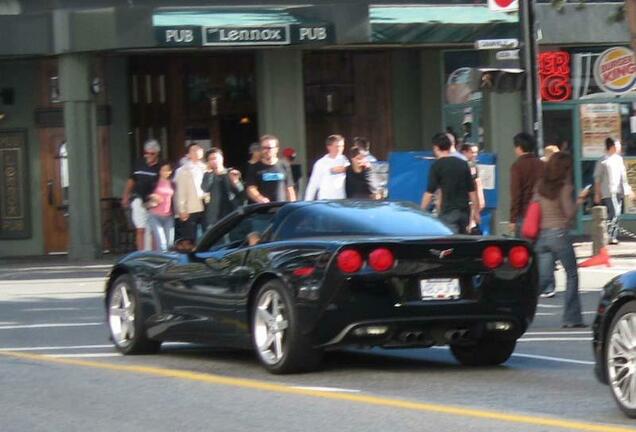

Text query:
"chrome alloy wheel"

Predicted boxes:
[[108, 282, 136, 348], [254, 290, 289, 365], [608, 312, 636, 410]]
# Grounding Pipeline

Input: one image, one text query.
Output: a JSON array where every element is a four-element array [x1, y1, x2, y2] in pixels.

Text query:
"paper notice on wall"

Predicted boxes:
[[580, 103, 621, 158], [624, 159, 636, 214], [477, 164, 495, 190]]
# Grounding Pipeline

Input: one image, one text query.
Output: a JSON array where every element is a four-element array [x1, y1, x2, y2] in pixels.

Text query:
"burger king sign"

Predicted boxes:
[[594, 47, 636, 95]]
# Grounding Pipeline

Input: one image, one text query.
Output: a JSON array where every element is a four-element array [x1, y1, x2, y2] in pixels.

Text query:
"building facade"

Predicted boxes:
[[0, 0, 631, 258]]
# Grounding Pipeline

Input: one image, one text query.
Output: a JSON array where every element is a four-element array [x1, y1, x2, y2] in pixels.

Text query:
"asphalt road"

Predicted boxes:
[[1, 262, 635, 432]]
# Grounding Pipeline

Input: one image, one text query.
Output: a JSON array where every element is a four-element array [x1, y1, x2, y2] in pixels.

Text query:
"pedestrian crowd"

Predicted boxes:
[[122, 128, 633, 329], [121, 133, 379, 252]]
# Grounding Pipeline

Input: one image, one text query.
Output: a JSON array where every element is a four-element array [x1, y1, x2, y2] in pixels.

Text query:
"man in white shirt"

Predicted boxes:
[[594, 138, 633, 244], [305, 134, 349, 200]]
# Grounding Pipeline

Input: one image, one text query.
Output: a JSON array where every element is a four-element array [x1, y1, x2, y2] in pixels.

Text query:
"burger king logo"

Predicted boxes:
[[594, 47, 636, 94]]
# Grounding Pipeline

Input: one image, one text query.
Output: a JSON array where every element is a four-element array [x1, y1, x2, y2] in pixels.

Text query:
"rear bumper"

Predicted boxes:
[[316, 314, 526, 349]]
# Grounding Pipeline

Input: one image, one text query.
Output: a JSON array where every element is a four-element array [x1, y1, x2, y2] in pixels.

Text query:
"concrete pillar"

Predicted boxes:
[[256, 50, 307, 185], [482, 90, 523, 235], [59, 53, 102, 260], [391, 50, 422, 151], [420, 49, 443, 148]]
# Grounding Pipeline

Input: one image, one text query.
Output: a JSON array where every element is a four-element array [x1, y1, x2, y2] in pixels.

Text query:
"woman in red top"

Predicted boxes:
[[146, 162, 175, 252]]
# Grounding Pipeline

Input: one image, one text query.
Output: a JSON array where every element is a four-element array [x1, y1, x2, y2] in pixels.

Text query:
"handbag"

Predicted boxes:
[[521, 200, 542, 241]]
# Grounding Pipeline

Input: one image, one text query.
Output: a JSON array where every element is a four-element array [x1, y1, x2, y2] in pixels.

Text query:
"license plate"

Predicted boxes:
[[420, 278, 460, 300]]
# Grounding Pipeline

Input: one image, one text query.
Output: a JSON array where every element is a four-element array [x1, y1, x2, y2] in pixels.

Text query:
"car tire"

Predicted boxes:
[[251, 279, 323, 374], [450, 338, 516, 366], [106, 274, 161, 355], [605, 301, 636, 418]]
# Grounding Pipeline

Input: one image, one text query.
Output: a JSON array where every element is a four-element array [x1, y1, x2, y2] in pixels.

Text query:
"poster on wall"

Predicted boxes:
[[580, 103, 621, 158], [624, 159, 636, 214]]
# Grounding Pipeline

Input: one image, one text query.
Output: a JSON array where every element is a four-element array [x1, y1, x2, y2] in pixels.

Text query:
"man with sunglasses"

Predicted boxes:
[[121, 139, 161, 251], [246, 134, 296, 203]]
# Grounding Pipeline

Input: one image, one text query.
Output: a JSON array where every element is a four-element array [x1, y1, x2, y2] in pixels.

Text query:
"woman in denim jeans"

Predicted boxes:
[[534, 153, 587, 328], [147, 162, 175, 252]]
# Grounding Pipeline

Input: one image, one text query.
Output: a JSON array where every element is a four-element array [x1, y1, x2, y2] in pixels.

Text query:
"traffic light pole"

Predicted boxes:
[[519, 0, 543, 152]]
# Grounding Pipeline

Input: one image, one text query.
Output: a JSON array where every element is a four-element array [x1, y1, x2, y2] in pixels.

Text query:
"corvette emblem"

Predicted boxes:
[[429, 248, 454, 259]]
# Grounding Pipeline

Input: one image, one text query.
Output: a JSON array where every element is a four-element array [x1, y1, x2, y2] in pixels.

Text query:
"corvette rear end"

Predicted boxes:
[[291, 237, 537, 365]]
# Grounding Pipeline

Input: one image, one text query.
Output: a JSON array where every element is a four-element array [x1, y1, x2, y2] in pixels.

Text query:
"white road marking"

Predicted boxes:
[[0, 322, 102, 330], [537, 304, 562, 309], [45, 353, 122, 358], [0, 344, 112, 352], [21, 307, 100, 312], [512, 353, 595, 365], [525, 331, 591, 336], [292, 386, 360, 393], [518, 337, 593, 342], [535, 313, 556, 316]]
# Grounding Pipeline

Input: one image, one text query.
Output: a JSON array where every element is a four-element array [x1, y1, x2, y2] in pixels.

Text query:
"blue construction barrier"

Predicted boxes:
[[387, 151, 497, 235]]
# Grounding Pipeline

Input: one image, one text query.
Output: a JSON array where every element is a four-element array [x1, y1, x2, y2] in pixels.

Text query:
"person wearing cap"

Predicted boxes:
[[121, 139, 161, 251], [305, 134, 349, 201]]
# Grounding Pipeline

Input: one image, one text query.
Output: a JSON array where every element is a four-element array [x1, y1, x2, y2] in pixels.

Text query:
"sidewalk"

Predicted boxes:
[[573, 240, 636, 268]]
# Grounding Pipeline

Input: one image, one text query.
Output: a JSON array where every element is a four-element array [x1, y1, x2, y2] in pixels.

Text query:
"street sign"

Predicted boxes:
[[475, 39, 519, 50], [488, 0, 519, 12], [496, 49, 520, 60]]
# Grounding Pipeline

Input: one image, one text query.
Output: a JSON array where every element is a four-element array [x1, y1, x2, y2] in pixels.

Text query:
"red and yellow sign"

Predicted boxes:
[[594, 47, 636, 94]]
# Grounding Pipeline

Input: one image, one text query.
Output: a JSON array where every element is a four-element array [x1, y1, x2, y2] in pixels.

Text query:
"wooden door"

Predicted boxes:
[[40, 129, 69, 253], [304, 51, 393, 168]]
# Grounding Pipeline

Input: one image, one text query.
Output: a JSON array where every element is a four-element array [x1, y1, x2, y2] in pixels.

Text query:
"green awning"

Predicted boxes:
[[371, 5, 519, 44], [153, 8, 333, 47]]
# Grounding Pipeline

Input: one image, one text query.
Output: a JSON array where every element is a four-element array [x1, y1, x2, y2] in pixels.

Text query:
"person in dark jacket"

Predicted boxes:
[[201, 147, 246, 229], [345, 146, 375, 199], [509, 132, 544, 236]]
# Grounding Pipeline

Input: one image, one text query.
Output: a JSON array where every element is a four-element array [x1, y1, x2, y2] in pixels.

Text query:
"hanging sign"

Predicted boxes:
[[539, 51, 572, 102], [488, 0, 519, 12], [474, 39, 519, 50], [594, 47, 636, 95], [580, 103, 621, 158]]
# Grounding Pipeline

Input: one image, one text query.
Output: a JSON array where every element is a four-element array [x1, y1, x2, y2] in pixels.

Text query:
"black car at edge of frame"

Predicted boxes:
[[593, 270, 636, 418], [105, 200, 538, 374]]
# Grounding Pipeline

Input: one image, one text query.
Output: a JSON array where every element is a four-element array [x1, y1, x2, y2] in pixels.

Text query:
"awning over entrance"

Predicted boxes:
[[153, 8, 334, 47], [370, 5, 518, 44]]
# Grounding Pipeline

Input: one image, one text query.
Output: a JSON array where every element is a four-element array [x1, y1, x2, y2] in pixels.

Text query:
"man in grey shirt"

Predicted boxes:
[[594, 138, 632, 244]]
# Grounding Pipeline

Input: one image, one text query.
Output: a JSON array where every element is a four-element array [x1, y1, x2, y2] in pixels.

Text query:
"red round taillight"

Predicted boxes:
[[337, 249, 363, 273], [482, 245, 504, 269], [508, 246, 530, 269], [368, 247, 395, 272]]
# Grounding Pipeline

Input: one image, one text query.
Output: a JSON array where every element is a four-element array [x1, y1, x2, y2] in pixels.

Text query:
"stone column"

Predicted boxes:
[[482, 90, 524, 235], [256, 49, 307, 190], [59, 53, 102, 260]]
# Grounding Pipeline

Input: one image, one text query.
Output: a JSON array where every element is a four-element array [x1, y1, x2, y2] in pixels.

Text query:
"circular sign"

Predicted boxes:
[[446, 67, 475, 104], [493, 0, 515, 7], [594, 47, 636, 94]]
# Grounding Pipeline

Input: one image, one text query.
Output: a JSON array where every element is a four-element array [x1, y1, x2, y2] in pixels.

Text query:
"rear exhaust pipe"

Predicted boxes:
[[445, 329, 470, 342]]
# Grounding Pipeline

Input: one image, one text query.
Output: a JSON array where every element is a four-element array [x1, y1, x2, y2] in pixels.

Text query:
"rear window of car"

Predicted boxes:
[[274, 202, 452, 240]]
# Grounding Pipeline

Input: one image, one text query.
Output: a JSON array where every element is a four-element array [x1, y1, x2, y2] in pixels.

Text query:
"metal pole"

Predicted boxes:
[[519, 0, 543, 152]]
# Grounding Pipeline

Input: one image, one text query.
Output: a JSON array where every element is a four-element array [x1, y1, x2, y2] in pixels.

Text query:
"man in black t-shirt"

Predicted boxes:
[[421, 133, 479, 234], [121, 139, 161, 250], [246, 135, 296, 203]]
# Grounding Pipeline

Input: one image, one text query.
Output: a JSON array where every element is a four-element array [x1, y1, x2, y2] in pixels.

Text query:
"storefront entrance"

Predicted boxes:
[[129, 54, 258, 169]]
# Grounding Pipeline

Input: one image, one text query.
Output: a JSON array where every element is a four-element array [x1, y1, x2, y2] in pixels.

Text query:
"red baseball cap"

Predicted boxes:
[[283, 147, 296, 159]]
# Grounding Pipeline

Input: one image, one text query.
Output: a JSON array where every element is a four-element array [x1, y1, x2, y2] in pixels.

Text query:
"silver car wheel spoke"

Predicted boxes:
[[108, 283, 135, 348], [254, 289, 288, 366], [609, 312, 636, 410]]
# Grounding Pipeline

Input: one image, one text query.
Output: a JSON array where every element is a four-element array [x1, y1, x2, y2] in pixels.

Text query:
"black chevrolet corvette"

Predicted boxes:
[[105, 200, 538, 373], [593, 271, 636, 418]]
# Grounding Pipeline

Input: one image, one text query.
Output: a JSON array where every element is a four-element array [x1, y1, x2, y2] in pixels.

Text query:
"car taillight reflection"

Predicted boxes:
[[337, 249, 363, 273], [508, 246, 530, 269], [368, 247, 395, 272], [482, 245, 504, 269]]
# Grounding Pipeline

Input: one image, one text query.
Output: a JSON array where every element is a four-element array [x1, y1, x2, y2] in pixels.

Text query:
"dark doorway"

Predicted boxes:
[[219, 114, 258, 171]]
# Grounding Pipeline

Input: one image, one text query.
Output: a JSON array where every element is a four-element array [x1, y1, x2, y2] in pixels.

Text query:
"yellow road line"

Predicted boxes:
[[0, 350, 633, 432]]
